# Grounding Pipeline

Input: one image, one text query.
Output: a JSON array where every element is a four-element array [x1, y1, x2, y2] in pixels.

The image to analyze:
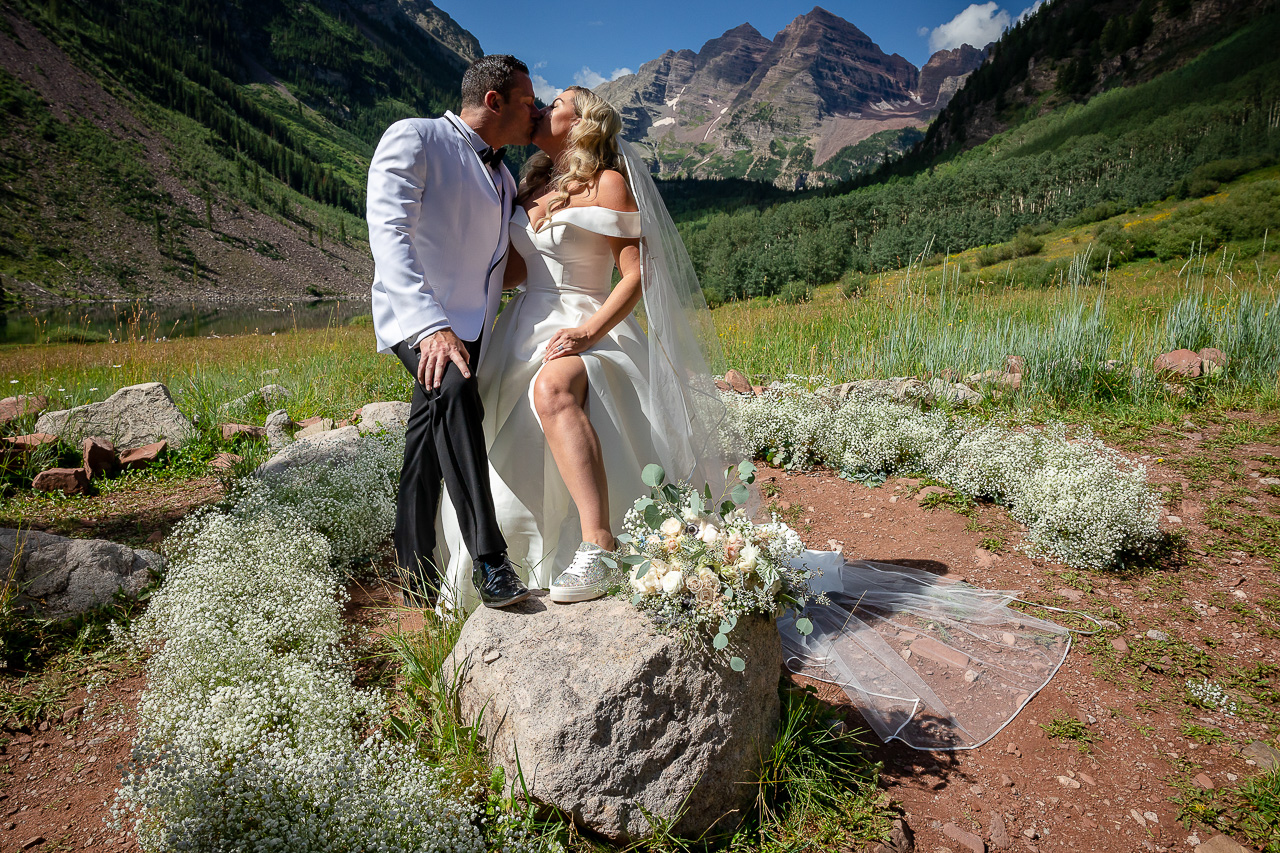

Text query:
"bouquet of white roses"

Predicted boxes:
[[604, 460, 820, 670]]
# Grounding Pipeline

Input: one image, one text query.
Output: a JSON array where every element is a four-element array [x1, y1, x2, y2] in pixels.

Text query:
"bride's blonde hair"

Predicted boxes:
[[518, 86, 623, 212]]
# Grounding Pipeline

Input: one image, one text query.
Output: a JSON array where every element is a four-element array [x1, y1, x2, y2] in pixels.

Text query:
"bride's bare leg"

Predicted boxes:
[[534, 357, 614, 551]]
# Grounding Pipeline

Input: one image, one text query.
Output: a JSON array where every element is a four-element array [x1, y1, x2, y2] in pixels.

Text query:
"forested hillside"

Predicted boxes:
[[0, 0, 478, 306], [680, 8, 1280, 303]]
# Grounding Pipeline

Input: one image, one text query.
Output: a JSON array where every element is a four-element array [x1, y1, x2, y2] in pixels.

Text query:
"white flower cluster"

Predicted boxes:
[[726, 389, 1163, 571], [114, 428, 500, 853], [1185, 678, 1238, 716]]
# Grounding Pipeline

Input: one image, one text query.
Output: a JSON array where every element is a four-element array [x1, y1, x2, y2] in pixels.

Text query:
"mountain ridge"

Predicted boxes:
[[596, 6, 985, 187]]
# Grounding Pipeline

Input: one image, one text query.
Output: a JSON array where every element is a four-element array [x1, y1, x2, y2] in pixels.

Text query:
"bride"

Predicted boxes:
[[438, 86, 1073, 750]]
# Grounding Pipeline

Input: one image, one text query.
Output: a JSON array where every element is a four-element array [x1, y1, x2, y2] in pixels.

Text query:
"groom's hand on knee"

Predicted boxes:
[[418, 328, 471, 390]]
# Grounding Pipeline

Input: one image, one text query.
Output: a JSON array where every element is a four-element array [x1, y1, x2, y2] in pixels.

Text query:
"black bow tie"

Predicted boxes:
[[479, 146, 506, 168]]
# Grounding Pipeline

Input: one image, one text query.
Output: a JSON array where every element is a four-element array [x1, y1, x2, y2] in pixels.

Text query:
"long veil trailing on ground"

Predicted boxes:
[[618, 142, 1070, 750], [779, 552, 1073, 750], [618, 141, 735, 489]]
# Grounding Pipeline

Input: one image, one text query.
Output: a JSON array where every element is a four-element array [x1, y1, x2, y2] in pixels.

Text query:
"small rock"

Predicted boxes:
[[357, 401, 412, 435], [942, 822, 985, 853], [1259, 477, 1280, 486], [724, 369, 752, 394], [3, 433, 58, 453], [0, 395, 48, 424], [1111, 638, 1129, 654], [1022, 827, 1038, 839], [1055, 588, 1084, 603], [118, 440, 167, 470], [1057, 775, 1080, 789], [220, 383, 291, 413], [964, 669, 979, 683], [910, 636, 970, 669], [36, 382, 195, 449], [1196, 833, 1253, 852], [210, 452, 242, 473], [1146, 629, 1169, 642], [32, 467, 90, 495], [295, 418, 335, 438], [916, 485, 951, 504], [220, 423, 267, 442], [1242, 741, 1280, 772], [1198, 348, 1227, 375], [21, 837, 44, 850], [1077, 772, 1095, 786], [60, 705, 83, 723], [989, 813, 1011, 849], [1130, 809, 1147, 827], [999, 773, 1014, 787], [80, 436, 119, 480], [1194, 773, 1214, 790], [265, 409, 297, 450], [713, 379, 731, 392], [1166, 515, 1182, 524], [1098, 619, 1121, 631], [1154, 349, 1203, 380]]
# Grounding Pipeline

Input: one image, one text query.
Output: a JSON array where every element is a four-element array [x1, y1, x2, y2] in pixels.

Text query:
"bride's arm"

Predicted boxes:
[[543, 171, 640, 362]]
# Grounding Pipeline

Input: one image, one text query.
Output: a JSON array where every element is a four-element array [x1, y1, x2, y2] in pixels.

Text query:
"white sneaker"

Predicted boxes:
[[549, 542, 609, 603]]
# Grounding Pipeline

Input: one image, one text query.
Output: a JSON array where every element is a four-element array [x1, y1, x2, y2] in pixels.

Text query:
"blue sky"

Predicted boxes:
[[446, 1, 1043, 102]]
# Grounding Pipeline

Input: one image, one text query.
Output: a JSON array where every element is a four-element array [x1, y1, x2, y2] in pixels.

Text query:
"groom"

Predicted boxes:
[[367, 55, 540, 608]]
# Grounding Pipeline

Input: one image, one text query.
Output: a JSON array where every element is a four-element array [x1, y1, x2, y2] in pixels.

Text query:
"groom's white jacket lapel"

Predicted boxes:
[[367, 110, 516, 362]]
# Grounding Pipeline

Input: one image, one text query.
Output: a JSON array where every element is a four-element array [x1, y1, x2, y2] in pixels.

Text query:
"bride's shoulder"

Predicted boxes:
[[592, 169, 638, 213]]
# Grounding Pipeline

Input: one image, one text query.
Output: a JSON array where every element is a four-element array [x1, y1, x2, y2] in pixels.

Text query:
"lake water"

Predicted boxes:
[[0, 300, 372, 346]]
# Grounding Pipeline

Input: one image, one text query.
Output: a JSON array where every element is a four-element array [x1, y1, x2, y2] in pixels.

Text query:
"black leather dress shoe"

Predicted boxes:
[[472, 556, 531, 608]]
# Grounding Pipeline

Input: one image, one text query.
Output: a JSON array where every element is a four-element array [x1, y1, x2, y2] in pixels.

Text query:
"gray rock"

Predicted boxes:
[[255, 425, 363, 477], [0, 528, 162, 620], [928, 378, 983, 406], [1242, 740, 1280, 772], [264, 409, 297, 451], [294, 418, 335, 438], [445, 596, 781, 841], [357, 401, 412, 435], [1196, 834, 1253, 853], [220, 383, 292, 414], [35, 383, 195, 450], [1146, 629, 1170, 642]]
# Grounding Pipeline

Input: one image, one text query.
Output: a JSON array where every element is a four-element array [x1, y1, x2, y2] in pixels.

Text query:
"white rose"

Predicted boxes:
[[682, 507, 701, 523], [649, 558, 670, 577], [697, 522, 720, 544], [630, 562, 664, 595], [661, 570, 684, 595], [737, 542, 759, 572], [660, 517, 683, 537]]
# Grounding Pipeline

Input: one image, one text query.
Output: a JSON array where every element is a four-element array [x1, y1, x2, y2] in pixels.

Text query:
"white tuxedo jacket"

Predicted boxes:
[[367, 111, 516, 361]]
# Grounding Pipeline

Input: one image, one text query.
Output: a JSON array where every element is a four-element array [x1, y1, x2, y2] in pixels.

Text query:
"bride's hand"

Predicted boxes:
[[543, 326, 594, 363]]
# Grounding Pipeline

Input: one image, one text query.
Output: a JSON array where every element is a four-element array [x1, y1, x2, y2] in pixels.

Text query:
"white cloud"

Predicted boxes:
[[531, 73, 557, 104], [1016, 0, 1045, 23], [927, 2, 1010, 53], [572, 66, 634, 89], [917, 26, 930, 37]]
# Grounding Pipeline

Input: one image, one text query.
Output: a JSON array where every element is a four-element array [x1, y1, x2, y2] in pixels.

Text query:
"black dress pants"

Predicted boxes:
[[391, 338, 506, 598]]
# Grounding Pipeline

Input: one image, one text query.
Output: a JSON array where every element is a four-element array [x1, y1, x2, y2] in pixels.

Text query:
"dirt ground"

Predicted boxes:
[[2, 415, 1278, 852]]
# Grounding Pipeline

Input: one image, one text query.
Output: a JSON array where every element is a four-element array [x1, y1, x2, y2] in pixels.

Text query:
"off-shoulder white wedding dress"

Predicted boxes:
[[438, 203, 658, 613]]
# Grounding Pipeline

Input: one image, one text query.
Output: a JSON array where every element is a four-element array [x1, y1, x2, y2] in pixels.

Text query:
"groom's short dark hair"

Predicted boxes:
[[461, 55, 530, 109]]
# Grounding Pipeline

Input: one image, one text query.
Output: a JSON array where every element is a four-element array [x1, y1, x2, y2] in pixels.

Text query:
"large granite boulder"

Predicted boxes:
[[254, 425, 363, 477], [0, 528, 162, 620], [445, 595, 781, 841], [35, 383, 195, 450]]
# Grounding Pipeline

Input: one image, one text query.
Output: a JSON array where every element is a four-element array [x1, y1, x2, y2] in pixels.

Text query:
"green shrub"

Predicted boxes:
[[779, 280, 814, 304], [841, 270, 870, 298]]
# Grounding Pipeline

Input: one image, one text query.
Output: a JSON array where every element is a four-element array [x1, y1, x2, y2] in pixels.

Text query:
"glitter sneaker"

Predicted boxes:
[[549, 542, 609, 603]]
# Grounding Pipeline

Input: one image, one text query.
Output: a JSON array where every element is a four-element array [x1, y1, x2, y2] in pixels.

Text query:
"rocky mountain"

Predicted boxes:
[[596, 6, 986, 187], [361, 0, 482, 70]]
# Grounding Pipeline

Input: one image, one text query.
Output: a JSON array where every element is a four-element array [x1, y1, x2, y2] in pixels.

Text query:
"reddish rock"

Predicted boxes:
[[942, 821, 985, 853], [3, 432, 58, 453], [210, 452, 242, 473], [1195, 773, 1215, 789], [0, 394, 48, 424], [724, 369, 752, 394], [80, 436, 119, 479], [1005, 354, 1025, 374], [1154, 349, 1202, 380], [220, 423, 267, 441], [1199, 347, 1227, 374], [713, 379, 732, 392], [751, 385, 766, 395], [119, 440, 167, 469], [910, 636, 970, 669], [32, 467, 90, 495], [999, 372, 1022, 391], [296, 416, 324, 428]]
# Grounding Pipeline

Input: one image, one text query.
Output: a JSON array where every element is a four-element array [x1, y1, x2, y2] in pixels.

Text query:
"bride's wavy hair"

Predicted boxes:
[[518, 86, 623, 213]]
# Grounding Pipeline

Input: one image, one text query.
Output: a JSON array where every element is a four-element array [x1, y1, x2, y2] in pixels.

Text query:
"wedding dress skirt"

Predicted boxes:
[[438, 204, 657, 612], [780, 551, 1071, 750]]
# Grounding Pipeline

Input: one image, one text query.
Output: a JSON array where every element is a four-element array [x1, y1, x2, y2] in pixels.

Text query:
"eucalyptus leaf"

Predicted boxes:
[[600, 555, 618, 568], [619, 554, 647, 565], [720, 500, 736, 516], [662, 483, 680, 504], [730, 657, 746, 672], [616, 533, 634, 544], [643, 504, 663, 528], [703, 483, 713, 501], [631, 593, 644, 605], [795, 617, 814, 636], [641, 464, 666, 488], [730, 484, 750, 504], [689, 492, 703, 513], [635, 560, 650, 578], [718, 618, 736, 635], [737, 460, 757, 484], [713, 632, 729, 650]]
